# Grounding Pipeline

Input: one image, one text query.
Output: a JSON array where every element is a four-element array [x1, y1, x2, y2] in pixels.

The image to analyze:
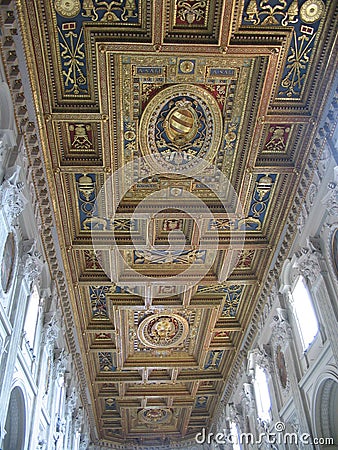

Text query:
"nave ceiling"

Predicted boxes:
[[4, 0, 337, 447]]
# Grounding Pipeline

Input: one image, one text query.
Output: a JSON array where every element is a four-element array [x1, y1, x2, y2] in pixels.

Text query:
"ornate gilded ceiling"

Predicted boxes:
[[13, 0, 337, 447]]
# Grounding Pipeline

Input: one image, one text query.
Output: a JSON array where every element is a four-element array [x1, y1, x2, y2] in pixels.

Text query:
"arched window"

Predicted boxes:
[[3, 386, 26, 450], [291, 276, 319, 350], [23, 285, 40, 349], [253, 365, 271, 423]]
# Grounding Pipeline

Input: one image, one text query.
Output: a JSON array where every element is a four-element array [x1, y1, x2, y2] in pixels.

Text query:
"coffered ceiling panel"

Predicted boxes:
[[16, 0, 337, 447]]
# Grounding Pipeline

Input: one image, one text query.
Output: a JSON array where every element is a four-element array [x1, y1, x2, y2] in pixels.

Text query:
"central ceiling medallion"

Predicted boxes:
[[137, 313, 189, 348], [139, 84, 223, 175], [138, 408, 173, 425]]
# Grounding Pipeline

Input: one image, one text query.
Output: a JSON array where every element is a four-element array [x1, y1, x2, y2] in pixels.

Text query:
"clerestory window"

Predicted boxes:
[[23, 284, 40, 349], [253, 364, 271, 423], [291, 276, 319, 351]]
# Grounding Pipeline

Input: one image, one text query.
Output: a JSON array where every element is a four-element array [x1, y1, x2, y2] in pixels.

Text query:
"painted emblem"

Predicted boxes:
[[137, 313, 189, 348], [54, 0, 81, 18], [139, 84, 223, 175], [164, 103, 198, 146]]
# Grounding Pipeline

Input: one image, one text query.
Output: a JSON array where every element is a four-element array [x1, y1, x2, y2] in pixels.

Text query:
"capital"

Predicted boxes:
[[0, 165, 27, 226], [19, 239, 43, 283]]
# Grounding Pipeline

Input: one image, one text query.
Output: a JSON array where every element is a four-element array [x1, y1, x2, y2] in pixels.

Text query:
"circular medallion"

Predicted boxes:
[[139, 84, 223, 175], [300, 0, 325, 23], [137, 313, 189, 348], [124, 130, 136, 141], [54, 0, 81, 18], [179, 60, 195, 74], [138, 408, 172, 424]]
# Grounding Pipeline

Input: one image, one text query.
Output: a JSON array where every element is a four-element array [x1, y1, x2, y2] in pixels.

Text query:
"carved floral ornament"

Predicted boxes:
[[241, 382, 256, 412], [19, 239, 44, 284], [0, 165, 27, 226], [43, 313, 60, 347], [228, 403, 243, 424], [247, 346, 273, 375], [54, 348, 69, 379], [293, 237, 324, 284], [66, 387, 78, 414], [271, 307, 293, 350]]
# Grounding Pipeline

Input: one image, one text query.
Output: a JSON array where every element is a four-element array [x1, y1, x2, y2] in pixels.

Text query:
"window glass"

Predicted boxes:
[[292, 276, 319, 350], [253, 365, 271, 422], [23, 285, 40, 347]]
